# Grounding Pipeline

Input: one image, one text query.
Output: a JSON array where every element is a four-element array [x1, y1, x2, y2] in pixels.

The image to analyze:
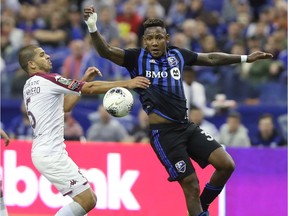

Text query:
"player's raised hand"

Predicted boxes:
[[81, 67, 102, 82], [247, 51, 273, 63], [127, 76, 151, 89], [1, 129, 10, 146], [84, 6, 97, 33]]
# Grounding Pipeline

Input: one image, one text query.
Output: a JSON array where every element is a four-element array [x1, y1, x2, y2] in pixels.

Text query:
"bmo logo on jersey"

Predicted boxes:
[[145, 70, 168, 78], [170, 67, 181, 80]]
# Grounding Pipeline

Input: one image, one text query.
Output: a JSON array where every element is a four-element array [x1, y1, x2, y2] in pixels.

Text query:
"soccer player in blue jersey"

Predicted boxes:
[[84, 7, 273, 216]]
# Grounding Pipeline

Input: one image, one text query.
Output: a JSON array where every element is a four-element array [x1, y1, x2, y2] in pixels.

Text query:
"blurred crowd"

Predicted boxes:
[[2, 99, 287, 147], [0, 0, 287, 146]]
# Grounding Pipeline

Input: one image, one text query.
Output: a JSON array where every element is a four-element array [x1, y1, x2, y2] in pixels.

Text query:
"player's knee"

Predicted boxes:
[[87, 192, 97, 211], [222, 157, 236, 175], [74, 189, 97, 212], [180, 174, 200, 197]]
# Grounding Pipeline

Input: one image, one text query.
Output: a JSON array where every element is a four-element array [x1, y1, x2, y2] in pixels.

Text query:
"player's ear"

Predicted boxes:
[[142, 36, 147, 48], [28, 60, 36, 70], [166, 34, 170, 44]]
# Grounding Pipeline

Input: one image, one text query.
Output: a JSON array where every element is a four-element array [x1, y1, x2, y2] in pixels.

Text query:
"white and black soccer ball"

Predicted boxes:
[[103, 87, 134, 117]]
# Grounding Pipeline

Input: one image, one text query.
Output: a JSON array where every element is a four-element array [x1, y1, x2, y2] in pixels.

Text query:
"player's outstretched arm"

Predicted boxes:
[[195, 51, 273, 66], [84, 6, 125, 66], [81, 76, 151, 95], [64, 67, 102, 112], [0, 128, 10, 146]]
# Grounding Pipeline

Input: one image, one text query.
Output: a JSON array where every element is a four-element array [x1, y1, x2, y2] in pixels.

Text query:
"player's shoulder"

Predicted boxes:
[[168, 46, 180, 50], [32, 72, 68, 87], [168, 46, 196, 53], [124, 47, 142, 55], [31, 72, 59, 80]]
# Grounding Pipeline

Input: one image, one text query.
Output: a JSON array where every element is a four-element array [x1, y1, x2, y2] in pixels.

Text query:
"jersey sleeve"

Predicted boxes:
[[40, 73, 85, 95], [122, 48, 141, 72], [179, 48, 198, 65]]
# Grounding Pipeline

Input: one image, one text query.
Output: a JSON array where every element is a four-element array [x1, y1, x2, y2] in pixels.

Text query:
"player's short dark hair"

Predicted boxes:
[[19, 45, 39, 73], [143, 18, 165, 31]]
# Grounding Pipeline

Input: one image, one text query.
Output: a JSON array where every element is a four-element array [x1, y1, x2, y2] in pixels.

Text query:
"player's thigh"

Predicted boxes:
[[208, 147, 235, 170], [187, 126, 222, 168], [73, 187, 96, 209], [150, 127, 195, 182], [32, 152, 89, 196]]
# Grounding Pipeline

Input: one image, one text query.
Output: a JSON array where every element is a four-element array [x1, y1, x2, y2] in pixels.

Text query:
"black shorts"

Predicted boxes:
[[149, 122, 221, 182]]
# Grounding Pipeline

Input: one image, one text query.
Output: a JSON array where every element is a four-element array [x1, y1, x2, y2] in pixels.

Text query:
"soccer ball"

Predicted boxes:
[[103, 87, 134, 117]]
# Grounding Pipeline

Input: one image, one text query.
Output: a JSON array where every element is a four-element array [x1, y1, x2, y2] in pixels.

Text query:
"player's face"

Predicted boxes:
[[143, 26, 169, 58], [31, 48, 52, 73]]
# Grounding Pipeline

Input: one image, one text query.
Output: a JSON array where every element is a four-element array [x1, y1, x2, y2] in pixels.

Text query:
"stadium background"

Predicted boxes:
[[1, 0, 287, 215]]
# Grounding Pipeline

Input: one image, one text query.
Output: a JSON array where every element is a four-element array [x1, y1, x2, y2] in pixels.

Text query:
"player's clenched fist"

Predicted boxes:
[[84, 6, 97, 33]]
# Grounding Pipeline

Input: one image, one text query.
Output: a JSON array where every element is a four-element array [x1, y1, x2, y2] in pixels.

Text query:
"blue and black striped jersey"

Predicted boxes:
[[123, 46, 198, 123]]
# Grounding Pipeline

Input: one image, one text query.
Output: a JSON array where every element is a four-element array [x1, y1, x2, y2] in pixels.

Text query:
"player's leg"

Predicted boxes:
[[178, 173, 203, 216], [149, 123, 207, 216], [186, 124, 232, 213], [0, 175, 8, 216], [55, 185, 97, 216], [200, 147, 235, 211], [32, 152, 97, 216]]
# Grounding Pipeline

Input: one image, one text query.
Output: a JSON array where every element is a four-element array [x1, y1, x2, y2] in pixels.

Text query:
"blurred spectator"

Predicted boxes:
[[86, 105, 129, 142], [248, 0, 272, 21], [1, 0, 21, 13], [8, 101, 33, 140], [10, 68, 29, 98], [131, 0, 146, 18], [186, 0, 204, 19], [166, 0, 187, 34], [170, 32, 190, 49], [273, 0, 287, 30], [33, 10, 69, 49], [1, 16, 24, 65], [64, 112, 85, 141], [122, 32, 138, 49], [142, 0, 165, 19], [195, 34, 221, 101], [1, 16, 24, 51], [183, 66, 215, 117], [97, 4, 120, 46], [137, 2, 163, 46], [219, 22, 244, 53], [241, 58, 279, 101], [277, 114, 288, 140], [124, 109, 150, 144], [221, 0, 239, 23], [80, 35, 125, 81], [189, 106, 219, 141], [245, 6, 275, 39], [81, 0, 112, 13], [66, 5, 87, 40], [218, 42, 248, 101], [251, 113, 287, 147], [265, 29, 287, 59], [219, 111, 251, 147], [116, 0, 143, 37], [234, 1, 252, 28], [17, 4, 44, 32], [61, 40, 85, 80], [181, 19, 201, 51]]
